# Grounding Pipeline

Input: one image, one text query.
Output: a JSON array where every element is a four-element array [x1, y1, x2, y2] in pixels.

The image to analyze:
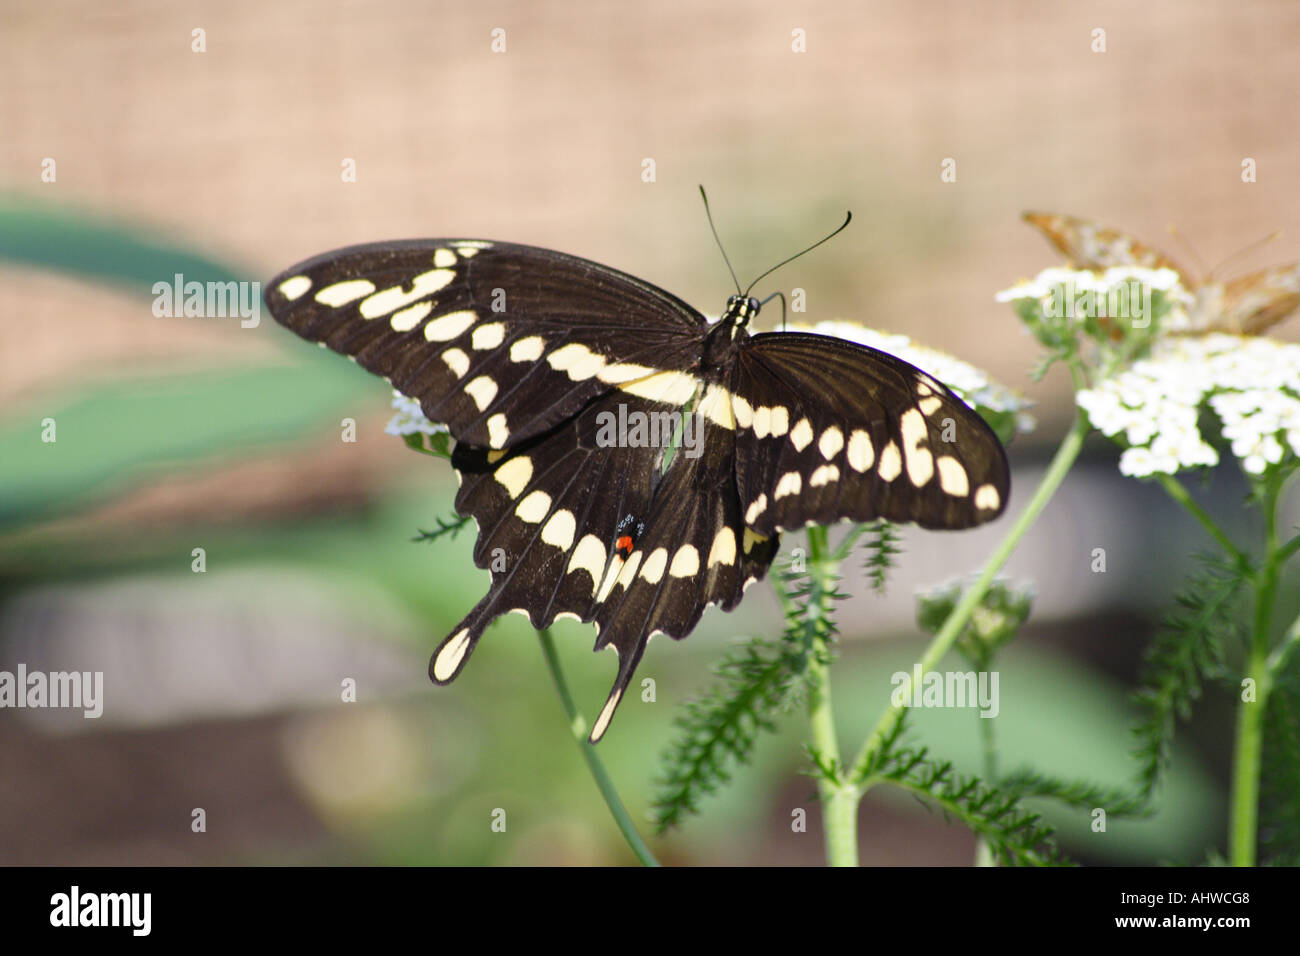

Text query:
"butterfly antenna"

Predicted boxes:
[[743, 211, 852, 297], [1166, 223, 1209, 283], [1205, 228, 1285, 282], [699, 185, 742, 295]]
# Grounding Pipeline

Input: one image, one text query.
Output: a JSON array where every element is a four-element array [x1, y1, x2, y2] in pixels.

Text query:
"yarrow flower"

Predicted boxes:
[[786, 320, 1036, 437], [384, 391, 447, 437], [995, 266, 1183, 304], [1076, 334, 1300, 478]]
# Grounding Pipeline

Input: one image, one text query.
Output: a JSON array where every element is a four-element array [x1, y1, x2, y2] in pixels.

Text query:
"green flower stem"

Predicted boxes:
[[1156, 474, 1248, 568], [1228, 481, 1282, 867], [537, 629, 660, 867], [848, 410, 1091, 782], [805, 525, 859, 867]]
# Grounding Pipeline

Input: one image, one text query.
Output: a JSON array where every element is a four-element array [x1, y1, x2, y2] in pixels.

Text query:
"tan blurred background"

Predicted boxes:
[[1, 0, 1297, 865]]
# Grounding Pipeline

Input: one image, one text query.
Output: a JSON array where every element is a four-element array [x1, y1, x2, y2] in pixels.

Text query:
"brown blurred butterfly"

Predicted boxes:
[[1023, 211, 1300, 336]]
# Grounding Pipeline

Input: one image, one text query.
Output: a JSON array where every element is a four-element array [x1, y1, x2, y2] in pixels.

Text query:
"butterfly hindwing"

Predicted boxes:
[[428, 390, 666, 685], [730, 333, 1009, 534], [1213, 264, 1300, 335], [585, 410, 778, 741]]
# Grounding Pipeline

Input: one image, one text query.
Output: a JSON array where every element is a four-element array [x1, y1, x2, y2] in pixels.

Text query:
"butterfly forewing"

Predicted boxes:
[[1022, 212, 1186, 274], [267, 239, 706, 449], [729, 333, 1009, 535]]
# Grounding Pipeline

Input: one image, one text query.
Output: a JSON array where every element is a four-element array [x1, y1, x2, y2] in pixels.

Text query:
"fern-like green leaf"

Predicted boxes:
[[862, 520, 902, 594], [862, 745, 1066, 866], [412, 512, 472, 544], [1131, 553, 1242, 799], [997, 768, 1149, 818], [650, 546, 845, 832]]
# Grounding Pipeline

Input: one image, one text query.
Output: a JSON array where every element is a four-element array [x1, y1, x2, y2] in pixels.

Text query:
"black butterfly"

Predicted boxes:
[[265, 224, 1010, 742]]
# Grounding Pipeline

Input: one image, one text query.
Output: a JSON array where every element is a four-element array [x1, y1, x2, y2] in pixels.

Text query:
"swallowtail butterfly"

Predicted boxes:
[[266, 214, 1011, 742], [1024, 211, 1300, 336]]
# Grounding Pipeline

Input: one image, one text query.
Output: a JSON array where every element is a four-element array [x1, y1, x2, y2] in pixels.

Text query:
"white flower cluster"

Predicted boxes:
[[789, 320, 1036, 434], [384, 391, 448, 437], [995, 266, 1184, 304], [1076, 334, 1300, 478]]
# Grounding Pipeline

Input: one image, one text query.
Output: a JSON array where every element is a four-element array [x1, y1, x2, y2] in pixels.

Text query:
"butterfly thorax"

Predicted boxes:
[[700, 294, 759, 372]]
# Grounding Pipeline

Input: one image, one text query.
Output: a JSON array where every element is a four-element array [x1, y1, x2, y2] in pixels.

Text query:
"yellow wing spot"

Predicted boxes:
[[918, 396, 943, 417], [618, 370, 697, 405], [878, 441, 902, 482], [433, 248, 457, 268], [424, 309, 477, 341], [595, 554, 627, 603], [669, 544, 700, 578], [432, 629, 471, 681], [900, 408, 934, 487], [847, 429, 874, 472], [441, 347, 470, 378], [510, 335, 545, 362], [731, 394, 754, 429], [810, 464, 840, 487], [774, 472, 802, 500], [818, 427, 844, 460], [515, 489, 552, 524], [745, 493, 767, 524], [464, 375, 498, 411], [936, 456, 970, 496], [277, 275, 312, 301], [390, 300, 433, 332], [743, 528, 768, 554], [768, 406, 790, 437], [471, 322, 505, 350], [975, 483, 1001, 511], [790, 417, 813, 451], [597, 362, 655, 384], [487, 413, 509, 448], [697, 384, 735, 430], [568, 535, 607, 592], [547, 343, 607, 381], [707, 527, 737, 567], [753, 406, 772, 438], [916, 375, 941, 396], [541, 509, 577, 550], [640, 547, 669, 584], [494, 456, 532, 497], [315, 279, 375, 307], [360, 269, 455, 319], [611, 549, 644, 594], [590, 688, 622, 742]]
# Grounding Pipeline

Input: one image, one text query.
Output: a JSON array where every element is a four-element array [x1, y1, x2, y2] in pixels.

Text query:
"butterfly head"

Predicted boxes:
[[724, 294, 762, 332]]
